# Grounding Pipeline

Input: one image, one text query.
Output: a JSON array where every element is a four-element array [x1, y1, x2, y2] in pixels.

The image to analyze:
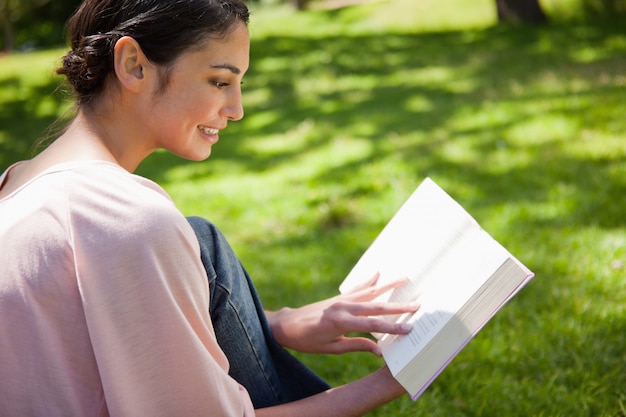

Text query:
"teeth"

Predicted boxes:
[[199, 126, 219, 135]]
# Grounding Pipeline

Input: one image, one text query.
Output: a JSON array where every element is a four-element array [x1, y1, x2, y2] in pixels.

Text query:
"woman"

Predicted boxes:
[[0, 0, 418, 415]]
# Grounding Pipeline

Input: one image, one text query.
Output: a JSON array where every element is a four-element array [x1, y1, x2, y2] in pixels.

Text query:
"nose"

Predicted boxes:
[[223, 88, 244, 121]]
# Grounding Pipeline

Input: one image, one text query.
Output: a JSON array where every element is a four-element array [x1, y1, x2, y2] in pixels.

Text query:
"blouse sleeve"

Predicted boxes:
[[67, 170, 255, 417]]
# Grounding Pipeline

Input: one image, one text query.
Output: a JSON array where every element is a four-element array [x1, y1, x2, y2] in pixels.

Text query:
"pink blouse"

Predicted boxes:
[[0, 161, 254, 416]]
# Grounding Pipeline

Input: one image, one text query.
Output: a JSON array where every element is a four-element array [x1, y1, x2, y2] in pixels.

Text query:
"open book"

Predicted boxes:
[[339, 178, 534, 400]]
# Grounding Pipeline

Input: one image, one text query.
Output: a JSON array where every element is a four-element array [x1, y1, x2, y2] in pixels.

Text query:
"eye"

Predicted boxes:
[[211, 80, 230, 88]]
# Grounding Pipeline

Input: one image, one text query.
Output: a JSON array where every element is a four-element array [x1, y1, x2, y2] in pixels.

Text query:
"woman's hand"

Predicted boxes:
[[266, 273, 419, 356]]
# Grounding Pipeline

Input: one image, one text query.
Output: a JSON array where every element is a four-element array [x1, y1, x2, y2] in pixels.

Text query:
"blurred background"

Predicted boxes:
[[1, 0, 625, 52]]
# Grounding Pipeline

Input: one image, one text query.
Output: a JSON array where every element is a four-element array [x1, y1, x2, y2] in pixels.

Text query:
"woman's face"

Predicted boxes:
[[143, 21, 250, 161]]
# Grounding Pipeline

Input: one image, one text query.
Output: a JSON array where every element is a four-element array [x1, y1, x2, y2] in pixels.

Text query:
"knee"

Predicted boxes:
[[185, 216, 232, 267], [187, 216, 211, 233], [186, 216, 221, 239]]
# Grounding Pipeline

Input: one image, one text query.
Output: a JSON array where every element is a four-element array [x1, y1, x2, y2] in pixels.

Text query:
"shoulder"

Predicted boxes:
[[61, 161, 174, 209], [2, 160, 199, 263], [63, 162, 189, 236]]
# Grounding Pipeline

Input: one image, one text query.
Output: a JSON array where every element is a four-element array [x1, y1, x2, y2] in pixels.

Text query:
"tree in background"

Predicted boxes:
[[581, 0, 626, 22], [0, 0, 79, 51], [2, 0, 625, 50], [495, 0, 548, 23], [0, 0, 20, 50]]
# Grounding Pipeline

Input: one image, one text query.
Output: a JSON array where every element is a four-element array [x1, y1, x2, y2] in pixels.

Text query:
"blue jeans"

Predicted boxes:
[[187, 217, 330, 408]]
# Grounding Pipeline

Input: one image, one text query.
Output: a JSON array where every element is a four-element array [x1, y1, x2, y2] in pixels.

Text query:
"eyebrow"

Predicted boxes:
[[211, 64, 241, 75]]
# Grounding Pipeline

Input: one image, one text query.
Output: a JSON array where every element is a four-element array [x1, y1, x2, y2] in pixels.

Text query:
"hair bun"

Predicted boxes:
[[57, 34, 117, 104]]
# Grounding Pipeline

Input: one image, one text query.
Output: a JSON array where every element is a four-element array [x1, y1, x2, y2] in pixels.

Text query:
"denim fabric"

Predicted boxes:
[[186, 216, 330, 408]]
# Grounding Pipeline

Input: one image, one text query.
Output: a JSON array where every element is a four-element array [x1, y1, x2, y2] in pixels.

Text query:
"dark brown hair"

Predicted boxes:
[[57, 0, 249, 106]]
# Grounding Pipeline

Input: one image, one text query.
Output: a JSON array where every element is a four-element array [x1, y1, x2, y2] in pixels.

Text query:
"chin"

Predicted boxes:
[[174, 149, 213, 162], [174, 147, 211, 162], [192, 152, 212, 161]]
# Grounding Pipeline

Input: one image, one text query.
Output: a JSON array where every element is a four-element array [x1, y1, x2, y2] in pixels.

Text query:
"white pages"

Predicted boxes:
[[339, 178, 534, 399]]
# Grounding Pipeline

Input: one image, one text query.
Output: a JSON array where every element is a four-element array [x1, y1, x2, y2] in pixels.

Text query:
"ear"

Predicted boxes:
[[113, 36, 152, 93]]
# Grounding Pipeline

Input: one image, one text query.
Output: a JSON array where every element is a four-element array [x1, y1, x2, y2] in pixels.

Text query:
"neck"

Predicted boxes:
[[49, 109, 153, 173]]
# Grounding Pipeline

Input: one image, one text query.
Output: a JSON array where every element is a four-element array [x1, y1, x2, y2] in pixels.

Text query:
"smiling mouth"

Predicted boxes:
[[198, 126, 219, 135]]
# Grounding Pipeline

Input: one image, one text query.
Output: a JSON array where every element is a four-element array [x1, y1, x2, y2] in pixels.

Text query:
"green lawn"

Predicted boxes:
[[1, 0, 625, 415]]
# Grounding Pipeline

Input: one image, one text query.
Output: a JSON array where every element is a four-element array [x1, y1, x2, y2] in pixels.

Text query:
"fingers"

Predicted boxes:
[[339, 314, 415, 336], [347, 272, 381, 292], [345, 275, 411, 302], [328, 337, 382, 356], [325, 302, 417, 334], [331, 300, 419, 319]]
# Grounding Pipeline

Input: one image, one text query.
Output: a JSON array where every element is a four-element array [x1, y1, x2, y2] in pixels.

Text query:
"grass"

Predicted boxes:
[[1, 0, 625, 415]]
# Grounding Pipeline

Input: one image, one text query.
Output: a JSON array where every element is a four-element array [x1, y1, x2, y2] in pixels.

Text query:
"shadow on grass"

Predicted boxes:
[[137, 21, 626, 229], [4, 23, 623, 212]]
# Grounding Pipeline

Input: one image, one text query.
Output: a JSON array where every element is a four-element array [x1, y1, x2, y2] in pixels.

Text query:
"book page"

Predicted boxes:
[[340, 178, 481, 304], [394, 258, 534, 399], [379, 229, 510, 374], [338, 177, 535, 400]]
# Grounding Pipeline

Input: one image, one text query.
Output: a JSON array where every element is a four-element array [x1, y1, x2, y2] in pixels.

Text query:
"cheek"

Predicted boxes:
[[150, 82, 214, 132], [177, 93, 214, 120]]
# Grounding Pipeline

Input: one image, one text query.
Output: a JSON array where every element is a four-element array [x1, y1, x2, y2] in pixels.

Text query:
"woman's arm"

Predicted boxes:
[[70, 173, 255, 416], [255, 366, 406, 417]]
